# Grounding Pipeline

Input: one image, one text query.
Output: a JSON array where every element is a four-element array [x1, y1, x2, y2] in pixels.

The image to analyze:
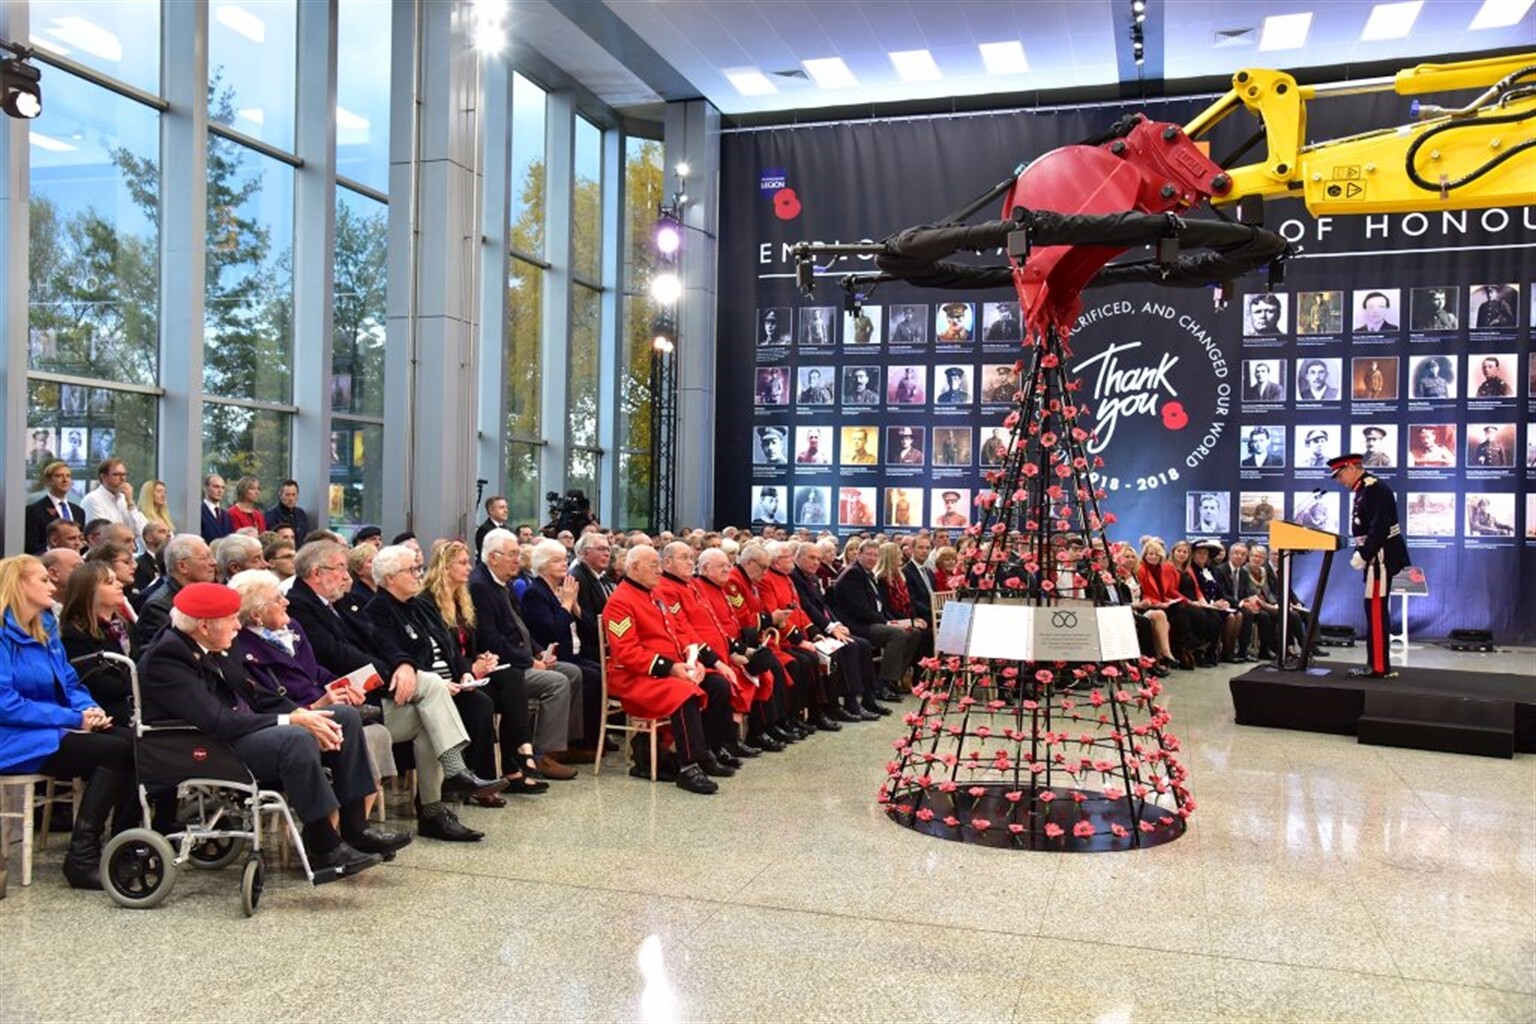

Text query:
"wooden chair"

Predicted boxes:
[[0, 775, 81, 887], [594, 640, 662, 781], [931, 589, 956, 627]]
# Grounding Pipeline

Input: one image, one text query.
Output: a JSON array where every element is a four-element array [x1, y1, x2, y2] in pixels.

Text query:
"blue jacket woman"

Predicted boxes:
[[0, 607, 95, 773]]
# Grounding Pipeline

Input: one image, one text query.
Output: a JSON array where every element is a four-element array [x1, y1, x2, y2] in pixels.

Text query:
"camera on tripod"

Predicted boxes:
[[544, 489, 594, 537]]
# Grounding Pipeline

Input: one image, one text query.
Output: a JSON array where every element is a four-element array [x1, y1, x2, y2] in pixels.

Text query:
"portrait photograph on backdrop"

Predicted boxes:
[[1469, 283, 1521, 329], [887, 304, 928, 344], [1242, 359, 1285, 401], [1409, 354, 1458, 399], [1243, 292, 1287, 336], [1351, 356, 1399, 401], [755, 366, 789, 405], [754, 425, 788, 465], [1527, 495, 1536, 538], [1466, 493, 1516, 536], [88, 428, 115, 464], [978, 427, 1009, 466], [930, 488, 970, 528], [935, 366, 973, 404], [25, 427, 55, 472], [1467, 423, 1515, 467], [982, 301, 1022, 341], [750, 485, 788, 525], [1239, 425, 1287, 468], [1353, 288, 1401, 333], [59, 428, 87, 464], [799, 306, 836, 346], [842, 365, 882, 405], [1293, 425, 1341, 469], [794, 426, 831, 465], [796, 366, 835, 405], [1351, 423, 1398, 468], [1472, 354, 1516, 398], [886, 364, 926, 405], [1292, 490, 1340, 533], [794, 485, 831, 526], [935, 302, 975, 343], [1406, 491, 1457, 537], [1410, 286, 1460, 331], [1295, 357, 1343, 402], [1528, 423, 1536, 468], [1185, 491, 1230, 534], [1296, 289, 1343, 334], [885, 486, 924, 527], [838, 486, 876, 527], [843, 304, 881, 346], [758, 307, 792, 347], [1408, 423, 1458, 467], [840, 426, 879, 466], [1238, 491, 1283, 532], [981, 364, 1021, 403], [885, 426, 926, 466], [932, 427, 973, 467]]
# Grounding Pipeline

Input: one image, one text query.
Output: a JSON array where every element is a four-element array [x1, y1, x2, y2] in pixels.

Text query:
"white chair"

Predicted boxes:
[[593, 641, 662, 781], [0, 775, 81, 887]]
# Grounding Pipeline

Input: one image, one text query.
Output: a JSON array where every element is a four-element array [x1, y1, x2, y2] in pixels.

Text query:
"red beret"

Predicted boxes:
[[173, 582, 241, 619]]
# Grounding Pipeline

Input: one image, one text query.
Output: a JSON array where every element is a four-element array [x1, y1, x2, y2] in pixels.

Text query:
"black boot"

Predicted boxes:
[[63, 767, 127, 890]]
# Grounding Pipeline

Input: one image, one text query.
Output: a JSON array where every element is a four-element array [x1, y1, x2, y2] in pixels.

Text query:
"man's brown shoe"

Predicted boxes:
[[536, 755, 579, 780]]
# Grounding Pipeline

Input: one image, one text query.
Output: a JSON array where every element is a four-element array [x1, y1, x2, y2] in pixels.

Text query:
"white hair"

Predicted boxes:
[[765, 540, 793, 560], [164, 533, 208, 579], [719, 538, 740, 556], [216, 533, 263, 579], [481, 527, 517, 564], [372, 544, 417, 585], [227, 569, 282, 625], [530, 538, 569, 577], [698, 548, 729, 571]]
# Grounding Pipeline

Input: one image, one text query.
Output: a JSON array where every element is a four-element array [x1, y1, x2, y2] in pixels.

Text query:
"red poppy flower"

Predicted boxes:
[[1044, 823, 1064, 838], [1073, 821, 1096, 838]]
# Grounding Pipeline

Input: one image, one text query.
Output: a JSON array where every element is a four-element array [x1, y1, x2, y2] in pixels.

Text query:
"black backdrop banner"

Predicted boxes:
[[715, 93, 1534, 641]]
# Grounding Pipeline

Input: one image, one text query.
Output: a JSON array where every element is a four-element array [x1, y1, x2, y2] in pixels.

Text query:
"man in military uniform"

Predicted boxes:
[[797, 368, 833, 404], [937, 303, 972, 341], [1328, 454, 1410, 679], [1475, 356, 1511, 398], [984, 303, 1021, 341], [1473, 425, 1507, 467], [892, 427, 923, 465], [694, 547, 794, 749], [937, 367, 970, 404], [889, 306, 923, 344], [601, 545, 736, 793], [980, 427, 1008, 466], [984, 366, 1019, 403], [936, 490, 967, 528], [1360, 425, 1393, 468], [843, 367, 879, 405], [1413, 288, 1458, 331], [845, 429, 877, 465]]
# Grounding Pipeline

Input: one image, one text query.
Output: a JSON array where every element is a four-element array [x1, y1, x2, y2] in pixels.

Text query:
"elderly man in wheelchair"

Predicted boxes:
[[137, 582, 411, 881]]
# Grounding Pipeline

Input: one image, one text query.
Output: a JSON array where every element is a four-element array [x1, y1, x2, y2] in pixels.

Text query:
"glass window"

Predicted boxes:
[[336, 0, 391, 191], [620, 293, 654, 454], [205, 141, 294, 403], [568, 285, 601, 450], [623, 138, 663, 291], [504, 441, 542, 526], [26, 381, 157, 498], [333, 188, 387, 417], [328, 420, 382, 529], [208, 0, 298, 151], [566, 449, 598, 511], [203, 402, 291, 489], [28, 73, 160, 387], [28, 0, 161, 94], [617, 450, 651, 530], [572, 116, 602, 282], [504, 261, 543, 523], [509, 72, 546, 260]]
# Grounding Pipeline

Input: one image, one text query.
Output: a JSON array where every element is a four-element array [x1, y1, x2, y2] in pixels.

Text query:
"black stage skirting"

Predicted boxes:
[[1230, 664, 1536, 759]]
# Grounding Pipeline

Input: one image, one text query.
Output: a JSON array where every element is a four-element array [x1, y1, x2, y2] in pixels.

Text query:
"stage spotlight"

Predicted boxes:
[[650, 272, 682, 304], [652, 311, 676, 352], [655, 214, 681, 256], [1, 53, 42, 120], [675, 161, 690, 178]]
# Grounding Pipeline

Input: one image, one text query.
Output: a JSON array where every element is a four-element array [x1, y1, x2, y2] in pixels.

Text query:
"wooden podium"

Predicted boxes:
[[1268, 519, 1341, 672]]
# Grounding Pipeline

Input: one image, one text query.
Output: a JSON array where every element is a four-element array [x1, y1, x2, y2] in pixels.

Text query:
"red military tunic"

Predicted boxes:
[[692, 575, 775, 712], [761, 569, 814, 641], [601, 578, 706, 720], [726, 566, 799, 673]]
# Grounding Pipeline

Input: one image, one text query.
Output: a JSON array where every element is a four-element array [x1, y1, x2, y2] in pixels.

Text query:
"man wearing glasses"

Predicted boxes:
[[81, 458, 147, 541]]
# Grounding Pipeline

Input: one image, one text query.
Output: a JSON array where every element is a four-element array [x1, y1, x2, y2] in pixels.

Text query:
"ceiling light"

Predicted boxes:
[[725, 68, 777, 97], [979, 40, 1030, 75], [214, 4, 266, 44], [802, 57, 858, 90], [29, 131, 76, 152], [655, 214, 681, 256], [472, 0, 508, 53], [1258, 11, 1313, 51], [335, 105, 370, 131], [889, 49, 942, 83], [42, 16, 121, 61], [1361, 1, 1424, 39], [237, 107, 265, 125], [1468, 0, 1535, 29], [675, 162, 690, 178], [650, 272, 682, 304], [1, 59, 42, 119]]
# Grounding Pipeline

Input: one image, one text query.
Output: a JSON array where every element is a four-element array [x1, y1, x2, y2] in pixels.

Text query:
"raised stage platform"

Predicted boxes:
[[1229, 664, 1536, 759]]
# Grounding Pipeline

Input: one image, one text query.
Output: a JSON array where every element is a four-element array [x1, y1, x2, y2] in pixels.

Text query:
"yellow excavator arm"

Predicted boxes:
[[1187, 52, 1536, 215]]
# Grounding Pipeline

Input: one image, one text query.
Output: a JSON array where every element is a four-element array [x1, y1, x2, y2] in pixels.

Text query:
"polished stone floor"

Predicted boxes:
[[3, 643, 1534, 1023]]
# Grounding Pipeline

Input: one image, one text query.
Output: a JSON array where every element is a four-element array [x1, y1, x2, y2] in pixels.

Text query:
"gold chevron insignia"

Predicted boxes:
[[726, 593, 744, 607], [608, 617, 633, 637], [668, 602, 681, 614]]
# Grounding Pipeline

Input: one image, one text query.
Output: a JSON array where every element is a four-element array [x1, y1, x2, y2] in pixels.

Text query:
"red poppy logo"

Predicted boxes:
[[773, 188, 802, 220], [1160, 400, 1188, 430], [192, 747, 208, 762]]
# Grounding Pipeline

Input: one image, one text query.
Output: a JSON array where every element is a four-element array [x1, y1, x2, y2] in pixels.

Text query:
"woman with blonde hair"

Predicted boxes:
[[422, 541, 547, 796], [137, 479, 175, 533], [0, 555, 136, 889], [227, 476, 267, 533], [873, 541, 915, 621], [932, 546, 963, 591]]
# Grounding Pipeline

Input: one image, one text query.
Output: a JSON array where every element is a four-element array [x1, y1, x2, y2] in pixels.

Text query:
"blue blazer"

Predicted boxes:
[[201, 502, 233, 542], [0, 609, 97, 773], [520, 576, 584, 663]]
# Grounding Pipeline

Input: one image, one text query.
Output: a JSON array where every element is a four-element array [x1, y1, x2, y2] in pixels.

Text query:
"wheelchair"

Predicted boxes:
[[84, 652, 340, 916]]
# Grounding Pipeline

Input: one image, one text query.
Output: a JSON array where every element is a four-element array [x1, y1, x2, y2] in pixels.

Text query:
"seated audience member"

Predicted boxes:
[[0, 555, 137, 890], [59, 562, 138, 726], [569, 531, 614, 658], [135, 521, 170, 601], [353, 525, 384, 548], [227, 476, 268, 533], [1108, 545, 1175, 674], [830, 540, 924, 690], [265, 479, 310, 541], [1236, 545, 1303, 660], [1168, 540, 1239, 664], [421, 542, 548, 797], [1137, 539, 1214, 670], [471, 530, 582, 779], [215, 531, 266, 582], [135, 534, 218, 649], [265, 537, 297, 582], [26, 462, 86, 555], [903, 534, 939, 633], [283, 541, 493, 841], [200, 474, 232, 542], [730, 541, 828, 732], [788, 540, 888, 715], [695, 547, 793, 751], [1189, 540, 1256, 662], [601, 545, 734, 794], [46, 517, 85, 554], [363, 545, 507, 809], [227, 570, 398, 814], [773, 539, 879, 722], [138, 582, 408, 876], [347, 543, 378, 605], [41, 548, 84, 610], [84, 541, 142, 621], [521, 538, 603, 753], [83, 519, 114, 551], [138, 479, 176, 535]]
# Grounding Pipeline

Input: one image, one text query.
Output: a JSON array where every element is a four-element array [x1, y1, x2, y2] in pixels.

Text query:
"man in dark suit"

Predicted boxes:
[[265, 479, 311, 541], [790, 541, 887, 709], [829, 540, 923, 692], [25, 461, 85, 554], [135, 534, 218, 648], [569, 532, 614, 658], [470, 529, 581, 778], [474, 495, 511, 559], [137, 583, 405, 877], [200, 473, 232, 542]]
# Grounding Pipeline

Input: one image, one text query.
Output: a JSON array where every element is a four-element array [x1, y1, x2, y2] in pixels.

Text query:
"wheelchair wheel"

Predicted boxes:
[[102, 829, 178, 910], [187, 834, 248, 870], [239, 854, 265, 917]]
